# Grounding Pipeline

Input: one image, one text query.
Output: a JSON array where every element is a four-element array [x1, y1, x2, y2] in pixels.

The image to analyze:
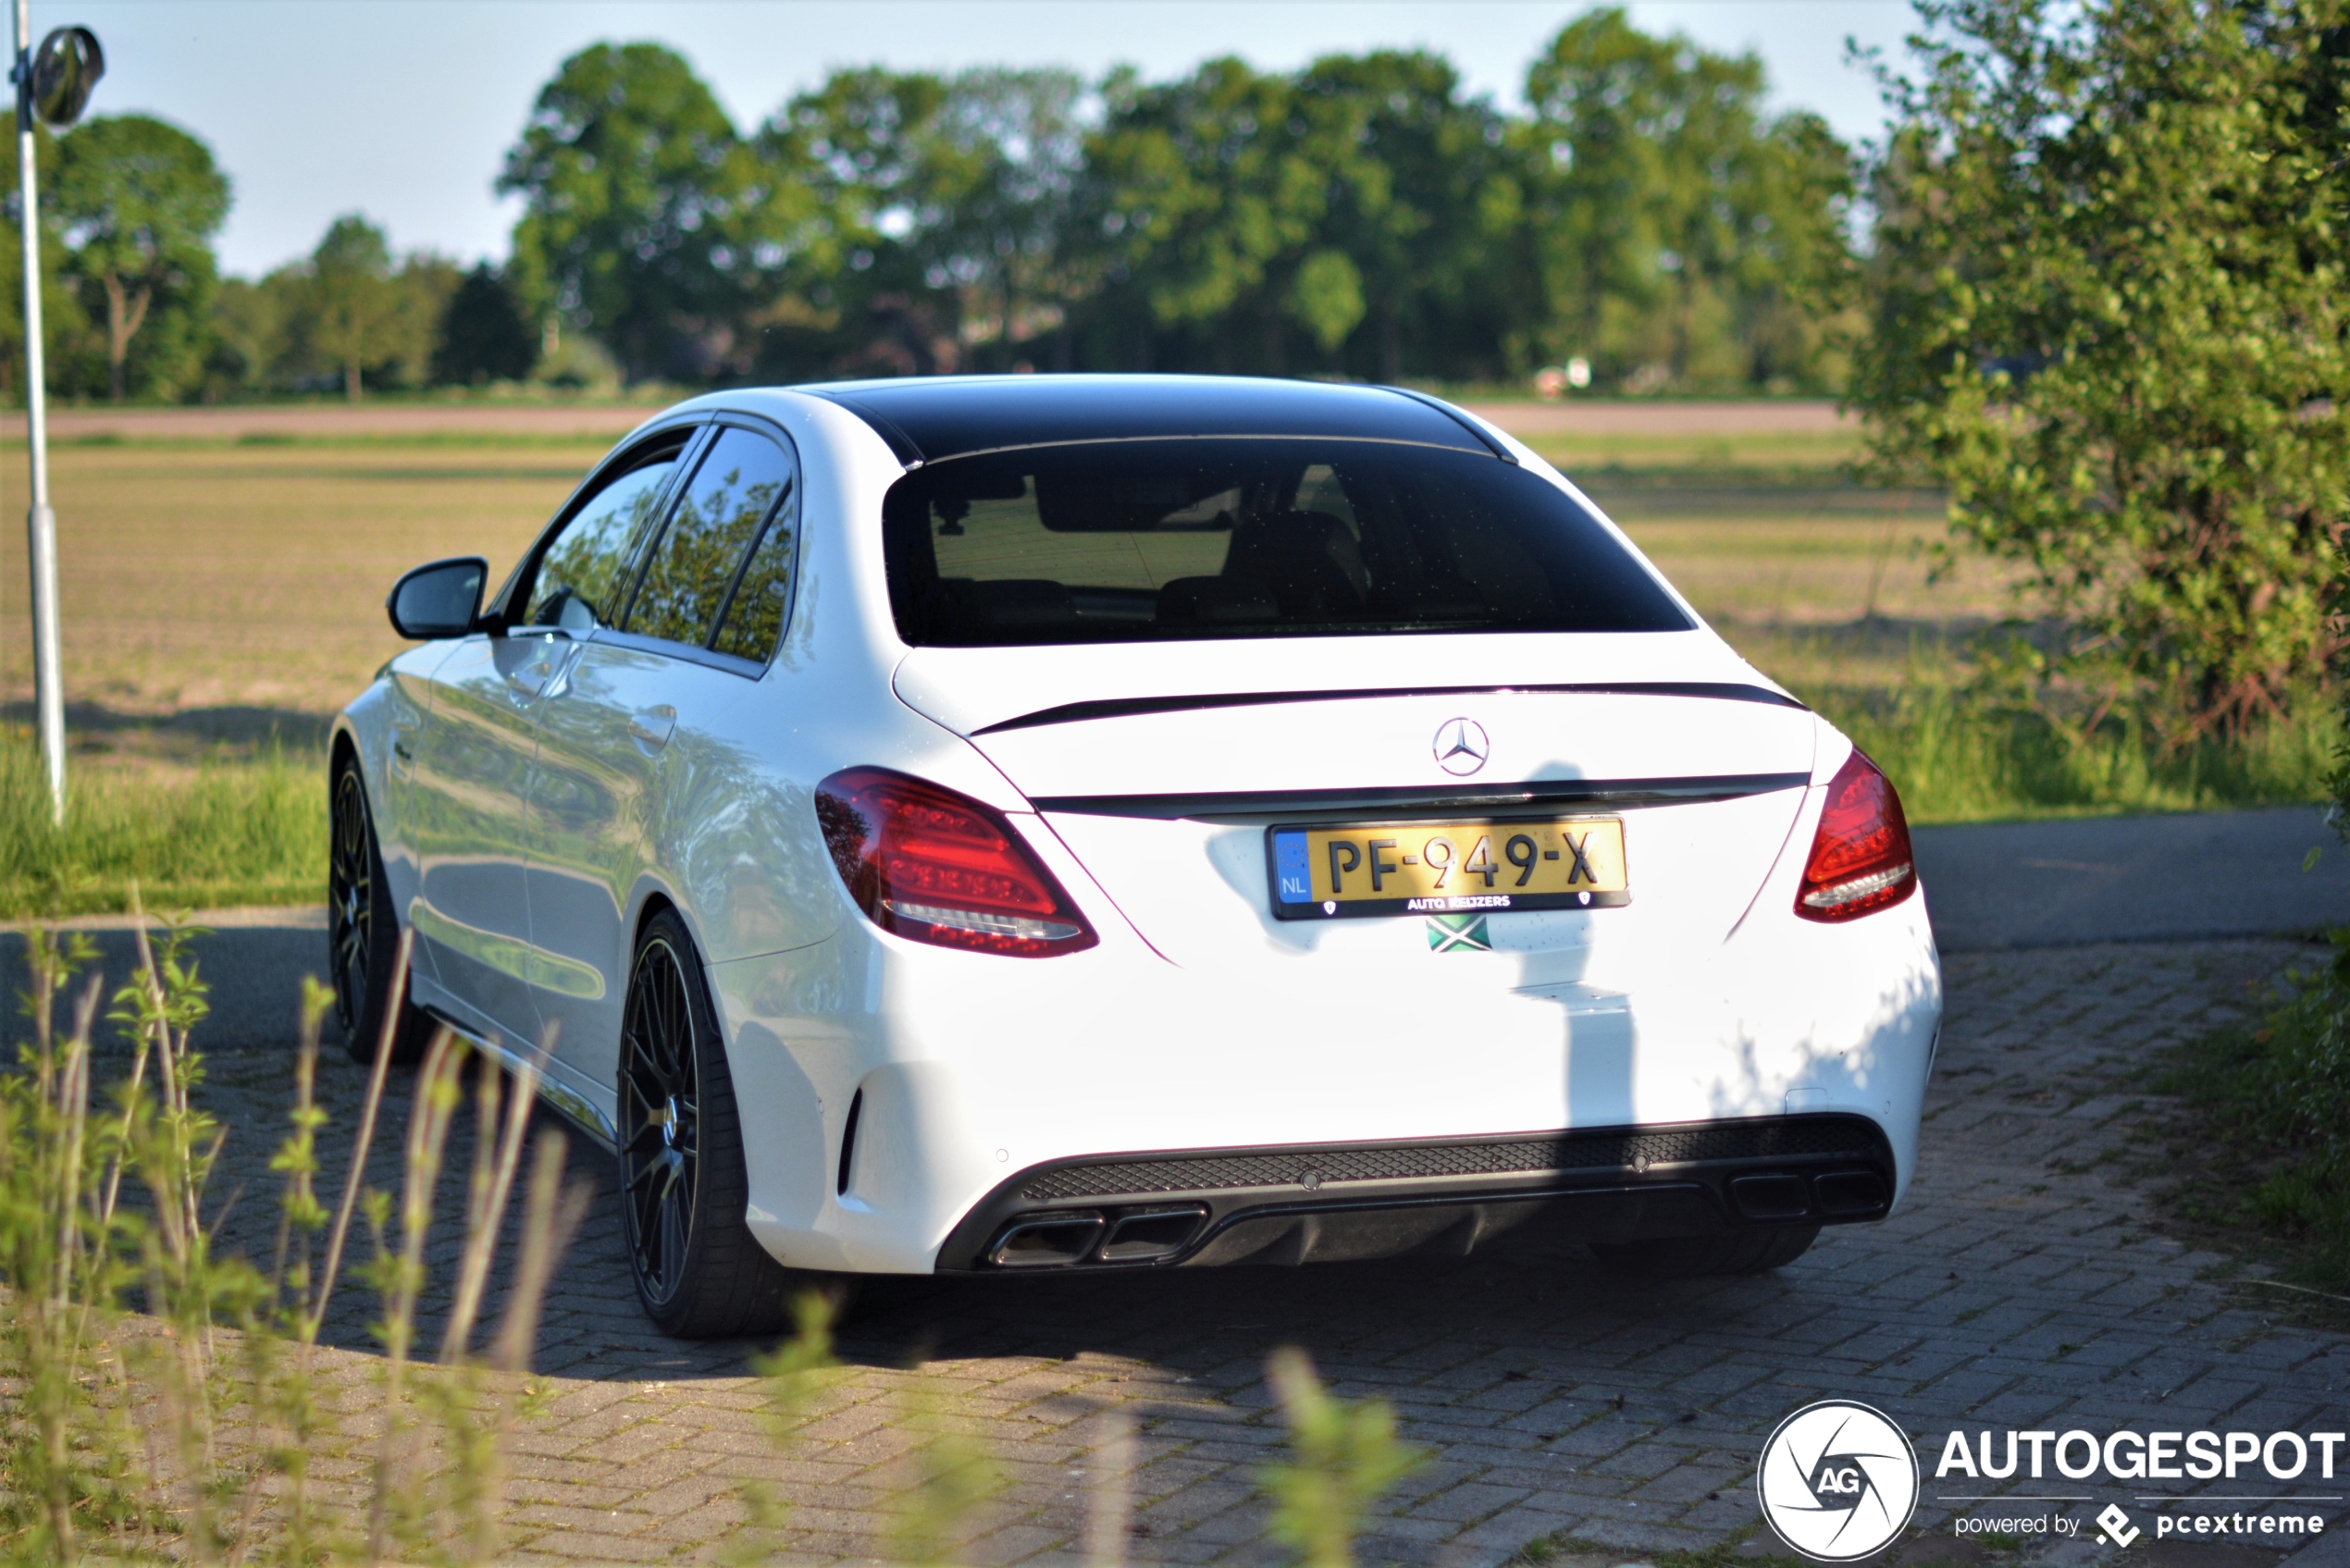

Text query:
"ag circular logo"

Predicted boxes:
[[1755, 1400, 1919, 1562]]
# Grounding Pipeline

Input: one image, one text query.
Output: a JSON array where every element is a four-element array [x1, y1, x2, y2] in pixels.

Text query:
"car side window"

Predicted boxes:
[[710, 480, 798, 661], [525, 448, 680, 632], [627, 426, 796, 650]]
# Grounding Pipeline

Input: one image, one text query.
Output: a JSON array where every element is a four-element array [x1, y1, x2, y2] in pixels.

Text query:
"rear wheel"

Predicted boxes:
[[1589, 1224, 1819, 1279], [328, 750, 429, 1066], [618, 908, 803, 1339]]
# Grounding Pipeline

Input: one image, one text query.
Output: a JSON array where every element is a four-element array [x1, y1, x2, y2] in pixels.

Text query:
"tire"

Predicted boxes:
[[328, 749, 430, 1067], [1589, 1224, 1819, 1279], [617, 907, 801, 1339]]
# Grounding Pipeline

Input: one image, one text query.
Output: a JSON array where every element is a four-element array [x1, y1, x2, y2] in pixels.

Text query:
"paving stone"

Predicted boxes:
[[164, 936, 2350, 1565]]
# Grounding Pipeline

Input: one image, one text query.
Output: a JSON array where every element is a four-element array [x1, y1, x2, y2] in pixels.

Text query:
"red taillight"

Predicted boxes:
[[1795, 749, 1918, 923], [814, 768, 1097, 957]]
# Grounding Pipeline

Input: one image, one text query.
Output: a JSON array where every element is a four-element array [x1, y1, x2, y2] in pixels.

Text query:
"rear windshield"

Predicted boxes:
[[882, 438, 1689, 646]]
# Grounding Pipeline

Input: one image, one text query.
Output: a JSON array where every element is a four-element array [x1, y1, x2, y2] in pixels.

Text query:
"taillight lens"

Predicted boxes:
[[814, 768, 1097, 957], [1795, 749, 1918, 922]]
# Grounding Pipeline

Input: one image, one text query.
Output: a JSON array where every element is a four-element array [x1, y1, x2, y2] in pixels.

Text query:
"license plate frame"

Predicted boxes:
[[1265, 817, 1631, 921]]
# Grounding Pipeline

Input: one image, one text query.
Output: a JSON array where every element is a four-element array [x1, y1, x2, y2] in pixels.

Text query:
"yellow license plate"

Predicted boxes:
[[1267, 820, 1630, 920]]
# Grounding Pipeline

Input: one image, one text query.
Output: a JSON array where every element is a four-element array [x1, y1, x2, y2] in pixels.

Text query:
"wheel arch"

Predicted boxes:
[[328, 716, 365, 801]]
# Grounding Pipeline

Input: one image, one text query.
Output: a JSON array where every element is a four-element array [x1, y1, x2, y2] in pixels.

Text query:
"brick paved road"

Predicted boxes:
[[185, 937, 2349, 1566]]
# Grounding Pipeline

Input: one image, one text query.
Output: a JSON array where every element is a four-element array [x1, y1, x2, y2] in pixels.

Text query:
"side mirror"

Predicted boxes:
[[387, 557, 488, 640]]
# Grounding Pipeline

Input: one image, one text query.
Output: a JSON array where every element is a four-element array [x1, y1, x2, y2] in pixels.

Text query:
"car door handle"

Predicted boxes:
[[505, 662, 551, 699], [628, 707, 677, 752]]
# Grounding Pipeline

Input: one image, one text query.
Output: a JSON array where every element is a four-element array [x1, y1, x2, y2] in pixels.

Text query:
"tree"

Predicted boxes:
[[1290, 51, 1535, 380], [51, 114, 229, 401], [433, 263, 536, 384], [1854, 0, 2350, 738], [301, 215, 403, 401], [1523, 11, 1852, 391], [1073, 58, 1342, 371], [499, 43, 770, 382], [203, 273, 285, 396], [752, 66, 1082, 376]]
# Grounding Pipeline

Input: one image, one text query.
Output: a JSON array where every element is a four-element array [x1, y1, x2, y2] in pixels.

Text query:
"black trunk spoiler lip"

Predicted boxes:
[[1028, 771, 1813, 821], [969, 680, 1806, 737]]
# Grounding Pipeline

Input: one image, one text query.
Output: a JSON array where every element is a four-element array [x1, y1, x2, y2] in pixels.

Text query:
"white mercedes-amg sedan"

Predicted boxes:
[[329, 376, 1939, 1338]]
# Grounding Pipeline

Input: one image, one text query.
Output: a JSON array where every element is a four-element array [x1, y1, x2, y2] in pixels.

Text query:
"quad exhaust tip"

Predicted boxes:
[[988, 1205, 1209, 1268], [1729, 1168, 1889, 1222]]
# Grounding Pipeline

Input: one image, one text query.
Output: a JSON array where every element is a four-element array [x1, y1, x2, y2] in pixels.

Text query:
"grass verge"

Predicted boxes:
[[0, 736, 323, 916], [1814, 684, 2338, 823], [2153, 938, 2350, 1324]]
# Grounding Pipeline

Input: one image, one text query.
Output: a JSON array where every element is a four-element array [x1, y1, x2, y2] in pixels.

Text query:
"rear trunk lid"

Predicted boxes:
[[894, 632, 1818, 985]]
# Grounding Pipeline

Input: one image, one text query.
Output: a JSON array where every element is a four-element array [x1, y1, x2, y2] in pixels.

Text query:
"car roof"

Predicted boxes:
[[790, 374, 1509, 467]]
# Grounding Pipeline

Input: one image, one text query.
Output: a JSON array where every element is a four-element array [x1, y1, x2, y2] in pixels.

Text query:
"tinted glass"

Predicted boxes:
[[525, 455, 676, 632], [711, 494, 798, 662], [883, 439, 1690, 646], [628, 427, 795, 648]]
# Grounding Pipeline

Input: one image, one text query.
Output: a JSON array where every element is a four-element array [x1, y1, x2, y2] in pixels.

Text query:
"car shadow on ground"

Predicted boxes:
[[192, 1039, 1781, 1387]]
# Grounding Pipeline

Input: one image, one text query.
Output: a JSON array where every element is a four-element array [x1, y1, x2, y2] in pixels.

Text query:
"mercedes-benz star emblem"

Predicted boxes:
[[1432, 717, 1490, 776]]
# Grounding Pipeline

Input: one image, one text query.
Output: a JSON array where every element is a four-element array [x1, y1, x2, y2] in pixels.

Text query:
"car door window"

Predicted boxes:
[[626, 427, 795, 649], [709, 482, 798, 661], [524, 448, 681, 632]]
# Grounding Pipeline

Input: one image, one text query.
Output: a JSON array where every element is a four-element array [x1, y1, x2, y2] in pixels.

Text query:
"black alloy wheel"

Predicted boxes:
[[615, 907, 805, 1338], [328, 750, 427, 1066], [620, 933, 702, 1308], [328, 765, 374, 1040]]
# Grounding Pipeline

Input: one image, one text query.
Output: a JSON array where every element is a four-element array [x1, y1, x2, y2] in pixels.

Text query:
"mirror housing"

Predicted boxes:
[[387, 557, 487, 640], [31, 27, 104, 129]]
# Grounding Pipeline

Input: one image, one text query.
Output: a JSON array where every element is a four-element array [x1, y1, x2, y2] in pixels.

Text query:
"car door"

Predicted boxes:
[[406, 430, 690, 1046], [526, 419, 801, 1104]]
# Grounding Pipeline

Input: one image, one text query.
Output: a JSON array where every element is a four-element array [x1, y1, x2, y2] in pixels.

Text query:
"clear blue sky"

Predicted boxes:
[[51, 0, 1917, 278]]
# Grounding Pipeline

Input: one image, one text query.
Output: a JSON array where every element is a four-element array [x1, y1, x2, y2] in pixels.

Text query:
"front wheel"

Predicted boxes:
[[328, 750, 428, 1066], [618, 907, 809, 1339], [1589, 1225, 1819, 1279]]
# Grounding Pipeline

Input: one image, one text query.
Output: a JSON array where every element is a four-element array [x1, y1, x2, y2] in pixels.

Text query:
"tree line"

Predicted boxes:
[[501, 13, 1854, 389], [0, 0, 2339, 741], [0, 8, 1858, 401]]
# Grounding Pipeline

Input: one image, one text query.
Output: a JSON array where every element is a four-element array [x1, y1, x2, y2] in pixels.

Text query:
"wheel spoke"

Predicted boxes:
[[658, 1186, 687, 1285]]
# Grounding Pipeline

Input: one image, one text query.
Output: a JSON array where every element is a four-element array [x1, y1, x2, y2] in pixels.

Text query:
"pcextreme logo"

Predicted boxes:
[[1757, 1401, 1922, 1562]]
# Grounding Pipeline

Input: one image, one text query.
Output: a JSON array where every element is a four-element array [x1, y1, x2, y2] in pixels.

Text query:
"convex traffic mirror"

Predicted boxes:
[[29, 27, 104, 130]]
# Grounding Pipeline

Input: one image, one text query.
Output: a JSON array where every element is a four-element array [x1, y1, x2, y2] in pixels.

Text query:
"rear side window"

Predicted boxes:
[[882, 438, 1688, 646], [711, 491, 798, 661], [628, 426, 796, 650], [525, 450, 678, 631]]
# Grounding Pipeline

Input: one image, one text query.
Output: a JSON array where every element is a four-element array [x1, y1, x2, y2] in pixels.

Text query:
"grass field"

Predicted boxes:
[[0, 412, 2327, 915]]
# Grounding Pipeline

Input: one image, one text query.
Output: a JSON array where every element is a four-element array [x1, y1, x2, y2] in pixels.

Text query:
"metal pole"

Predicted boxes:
[[15, 0, 61, 824]]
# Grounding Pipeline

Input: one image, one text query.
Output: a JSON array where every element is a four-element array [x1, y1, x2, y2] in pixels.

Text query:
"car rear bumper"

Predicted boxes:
[[709, 878, 1938, 1277], [934, 1113, 1896, 1271]]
